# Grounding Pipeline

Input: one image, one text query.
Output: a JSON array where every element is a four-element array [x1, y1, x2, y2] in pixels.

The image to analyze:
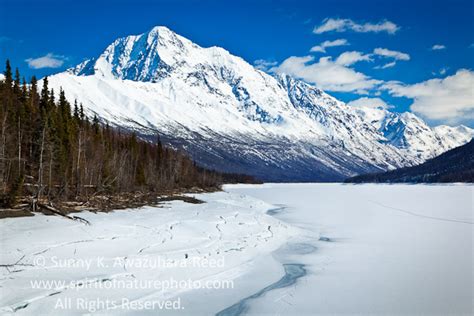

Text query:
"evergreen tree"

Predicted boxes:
[[4, 60, 12, 87], [73, 100, 79, 120], [39, 76, 49, 113], [13, 68, 20, 94]]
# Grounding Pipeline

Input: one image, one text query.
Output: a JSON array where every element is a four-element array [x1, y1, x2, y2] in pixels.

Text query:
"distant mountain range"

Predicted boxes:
[[43, 26, 474, 181], [346, 139, 473, 183]]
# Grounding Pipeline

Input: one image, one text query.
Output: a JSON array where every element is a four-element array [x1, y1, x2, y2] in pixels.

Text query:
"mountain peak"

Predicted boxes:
[[148, 25, 172, 33], [147, 25, 182, 38], [70, 25, 198, 81], [145, 25, 186, 45]]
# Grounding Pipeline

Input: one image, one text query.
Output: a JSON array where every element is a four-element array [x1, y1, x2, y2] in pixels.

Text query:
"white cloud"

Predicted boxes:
[[271, 54, 381, 93], [310, 39, 349, 53], [431, 44, 446, 50], [25, 53, 66, 69], [373, 48, 410, 61], [335, 51, 372, 66], [254, 59, 278, 71], [313, 18, 399, 35], [383, 69, 474, 122], [374, 61, 397, 69], [432, 67, 448, 76], [347, 97, 392, 110]]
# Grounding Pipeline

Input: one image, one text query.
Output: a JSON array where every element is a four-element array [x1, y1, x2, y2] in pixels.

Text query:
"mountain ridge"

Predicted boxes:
[[43, 26, 473, 181], [345, 139, 474, 183]]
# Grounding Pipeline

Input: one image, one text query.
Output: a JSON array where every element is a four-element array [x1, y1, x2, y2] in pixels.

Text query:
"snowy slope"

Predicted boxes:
[[45, 26, 473, 181], [347, 139, 474, 183]]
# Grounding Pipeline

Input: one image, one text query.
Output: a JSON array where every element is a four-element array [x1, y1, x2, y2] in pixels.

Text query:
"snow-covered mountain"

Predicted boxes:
[[45, 26, 473, 181], [347, 139, 474, 183]]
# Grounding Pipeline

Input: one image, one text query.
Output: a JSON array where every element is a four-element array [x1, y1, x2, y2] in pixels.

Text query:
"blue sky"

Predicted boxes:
[[1, 0, 473, 126]]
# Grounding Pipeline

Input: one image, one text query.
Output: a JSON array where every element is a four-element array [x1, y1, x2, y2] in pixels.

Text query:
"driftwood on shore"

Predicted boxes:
[[0, 188, 209, 220], [35, 202, 91, 225]]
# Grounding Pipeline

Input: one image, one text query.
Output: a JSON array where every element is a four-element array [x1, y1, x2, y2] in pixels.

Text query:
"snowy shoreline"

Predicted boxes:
[[0, 190, 304, 315]]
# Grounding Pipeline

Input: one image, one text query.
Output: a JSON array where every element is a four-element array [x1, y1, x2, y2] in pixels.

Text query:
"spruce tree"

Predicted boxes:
[[40, 76, 49, 112], [4, 60, 12, 87], [73, 100, 79, 120], [13, 68, 20, 94]]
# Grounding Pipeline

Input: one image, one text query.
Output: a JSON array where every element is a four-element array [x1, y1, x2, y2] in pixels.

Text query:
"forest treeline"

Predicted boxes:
[[0, 61, 256, 210]]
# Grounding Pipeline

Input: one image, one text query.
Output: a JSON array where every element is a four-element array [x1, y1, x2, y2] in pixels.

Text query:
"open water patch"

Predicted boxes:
[[216, 263, 306, 316]]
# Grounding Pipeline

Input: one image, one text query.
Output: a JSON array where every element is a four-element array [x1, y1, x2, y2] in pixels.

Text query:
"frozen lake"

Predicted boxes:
[[225, 183, 473, 315], [0, 184, 472, 315]]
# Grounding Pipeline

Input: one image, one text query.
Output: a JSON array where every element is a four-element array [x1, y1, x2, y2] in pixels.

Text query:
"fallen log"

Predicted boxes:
[[37, 203, 90, 225]]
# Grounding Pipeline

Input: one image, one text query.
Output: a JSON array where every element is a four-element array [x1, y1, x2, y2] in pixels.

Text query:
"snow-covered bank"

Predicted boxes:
[[0, 192, 301, 315], [226, 183, 473, 315]]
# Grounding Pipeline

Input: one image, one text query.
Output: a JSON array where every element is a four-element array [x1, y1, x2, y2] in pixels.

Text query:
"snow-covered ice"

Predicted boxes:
[[226, 183, 473, 315], [1, 184, 473, 315]]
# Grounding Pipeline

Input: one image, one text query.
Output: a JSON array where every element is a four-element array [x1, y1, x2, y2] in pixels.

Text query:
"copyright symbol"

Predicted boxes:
[[34, 256, 46, 267]]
